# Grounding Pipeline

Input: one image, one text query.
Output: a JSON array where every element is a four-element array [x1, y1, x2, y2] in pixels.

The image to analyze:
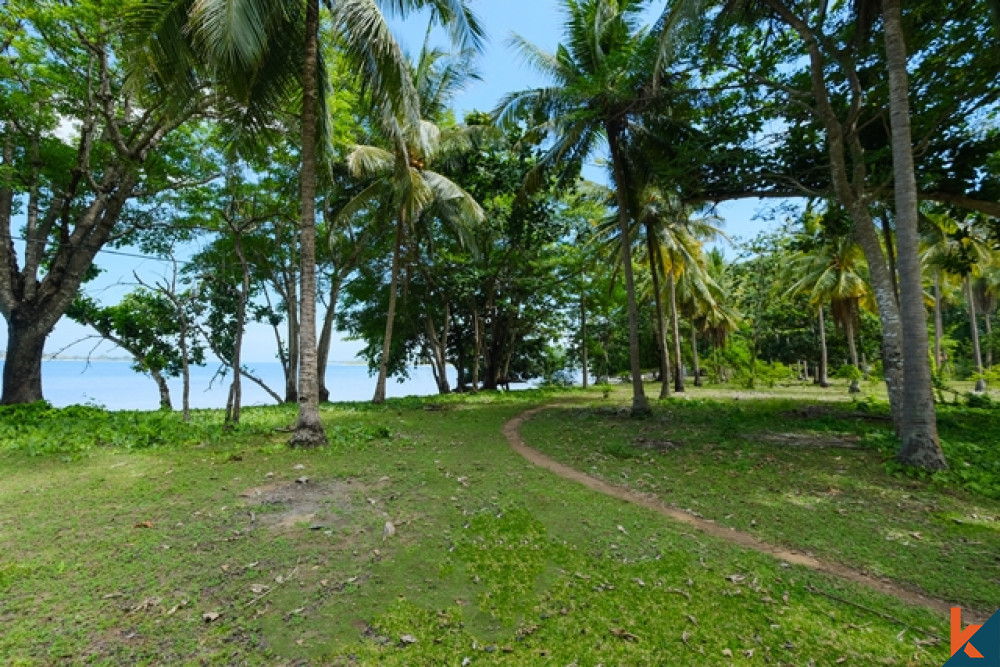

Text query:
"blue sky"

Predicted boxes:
[[13, 0, 788, 364]]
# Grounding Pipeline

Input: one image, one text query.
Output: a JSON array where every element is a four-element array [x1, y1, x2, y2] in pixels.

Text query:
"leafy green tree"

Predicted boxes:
[[0, 0, 212, 404], [67, 290, 205, 410]]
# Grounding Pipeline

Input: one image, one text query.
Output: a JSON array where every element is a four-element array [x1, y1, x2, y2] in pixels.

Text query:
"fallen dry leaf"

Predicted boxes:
[[610, 628, 640, 642], [134, 521, 154, 529], [400, 634, 418, 645], [202, 612, 221, 623]]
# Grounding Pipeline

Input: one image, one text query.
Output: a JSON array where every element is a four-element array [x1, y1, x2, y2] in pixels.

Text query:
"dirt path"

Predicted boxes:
[[504, 404, 978, 622]]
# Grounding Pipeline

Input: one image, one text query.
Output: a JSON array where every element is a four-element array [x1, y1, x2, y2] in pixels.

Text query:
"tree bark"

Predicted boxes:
[[879, 211, 900, 306], [151, 368, 172, 411], [846, 316, 858, 368], [1, 321, 47, 404], [226, 229, 250, 426], [669, 273, 685, 393], [606, 125, 651, 416], [290, 0, 328, 448], [373, 215, 405, 404], [883, 0, 946, 469], [967, 276, 986, 392], [644, 222, 671, 399], [933, 272, 944, 370], [691, 320, 702, 387], [817, 306, 830, 388], [580, 267, 589, 389], [317, 278, 342, 403]]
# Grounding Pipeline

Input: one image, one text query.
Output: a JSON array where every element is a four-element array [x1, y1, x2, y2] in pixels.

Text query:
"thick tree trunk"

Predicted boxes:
[[151, 368, 172, 411], [669, 273, 685, 393], [373, 215, 404, 404], [691, 321, 702, 387], [1, 321, 47, 404], [606, 126, 650, 416], [967, 276, 986, 392], [883, 0, 945, 469], [817, 306, 830, 388], [644, 222, 671, 399], [290, 0, 328, 448], [985, 310, 993, 369]]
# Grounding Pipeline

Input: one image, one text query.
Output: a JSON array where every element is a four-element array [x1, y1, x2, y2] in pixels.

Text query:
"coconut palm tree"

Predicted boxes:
[[341, 46, 484, 403], [921, 211, 995, 392], [494, 0, 676, 416], [134, 0, 482, 444]]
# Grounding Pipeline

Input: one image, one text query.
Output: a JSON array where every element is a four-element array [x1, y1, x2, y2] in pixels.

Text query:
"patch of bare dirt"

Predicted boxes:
[[504, 404, 984, 623], [633, 437, 683, 451], [749, 431, 862, 449], [238, 480, 356, 531]]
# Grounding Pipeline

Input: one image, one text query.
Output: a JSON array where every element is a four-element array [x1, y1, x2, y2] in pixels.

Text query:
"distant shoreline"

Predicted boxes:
[[0, 357, 371, 366]]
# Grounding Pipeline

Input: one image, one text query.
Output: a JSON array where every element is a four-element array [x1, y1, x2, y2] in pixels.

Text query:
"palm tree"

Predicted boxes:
[[787, 233, 872, 376], [341, 47, 484, 403], [921, 212, 995, 392], [881, 0, 947, 469], [136, 0, 482, 444], [494, 0, 674, 416]]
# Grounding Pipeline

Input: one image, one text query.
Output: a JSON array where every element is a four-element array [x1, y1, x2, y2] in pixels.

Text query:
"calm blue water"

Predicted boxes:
[[4, 360, 456, 411]]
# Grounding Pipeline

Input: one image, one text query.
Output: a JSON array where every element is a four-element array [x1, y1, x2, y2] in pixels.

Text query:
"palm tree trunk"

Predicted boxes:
[[290, 0, 328, 448], [644, 221, 670, 399], [317, 277, 341, 403], [846, 317, 859, 368], [817, 306, 830, 387], [606, 125, 650, 415], [472, 300, 481, 392], [967, 276, 986, 392], [669, 273, 685, 393], [934, 272, 944, 370], [373, 215, 405, 404], [580, 267, 589, 389], [883, 0, 946, 469], [691, 320, 702, 387], [879, 210, 900, 305], [984, 308, 993, 369]]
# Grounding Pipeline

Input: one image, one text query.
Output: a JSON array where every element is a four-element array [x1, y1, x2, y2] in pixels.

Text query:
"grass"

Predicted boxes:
[[0, 384, 992, 664]]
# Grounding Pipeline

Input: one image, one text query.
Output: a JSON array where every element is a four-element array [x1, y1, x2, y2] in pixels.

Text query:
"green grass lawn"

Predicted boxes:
[[0, 385, 994, 664]]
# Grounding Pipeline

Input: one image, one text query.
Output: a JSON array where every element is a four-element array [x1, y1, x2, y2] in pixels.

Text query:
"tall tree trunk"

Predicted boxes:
[[846, 317, 859, 368], [472, 300, 481, 392], [879, 211, 900, 305], [317, 278, 342, 403], [151, 368, 172, 411], [2, 321, 47, 404], [373, 215, 405, 404], [883, 0, 946, 469], [606, 126, 651, 416], [817, 306, 830, 387], [644, 223, 671, 399], [290, 0, 328, 448], [668, 273, 685, 393], [691, 320, 702, 387], [984, 307, 993, 369], [967, 276, 986, 392], [178, 303, 191, 422], [226, 230, 250, 426], [933, 272, 944, 370], [580, 267, 589, 389]]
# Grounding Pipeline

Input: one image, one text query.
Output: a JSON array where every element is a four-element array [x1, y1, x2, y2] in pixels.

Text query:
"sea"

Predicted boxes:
[[4, 360, 458, 411]]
